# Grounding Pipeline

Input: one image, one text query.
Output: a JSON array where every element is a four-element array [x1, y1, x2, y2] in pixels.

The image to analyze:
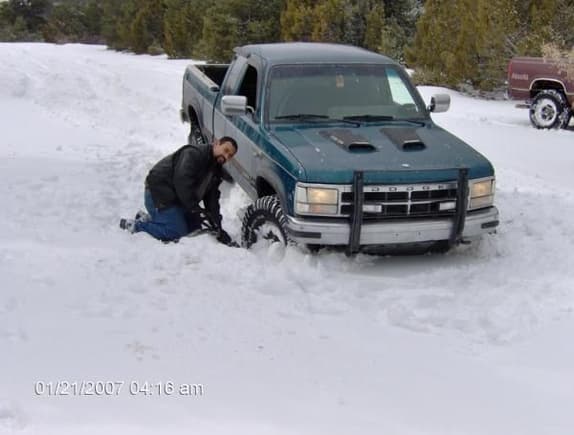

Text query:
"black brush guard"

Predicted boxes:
[[345, 168, 469, 256]]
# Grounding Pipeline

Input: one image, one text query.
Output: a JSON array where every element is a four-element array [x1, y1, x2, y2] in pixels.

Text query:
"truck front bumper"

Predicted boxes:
[[286, 206, 499, 246]]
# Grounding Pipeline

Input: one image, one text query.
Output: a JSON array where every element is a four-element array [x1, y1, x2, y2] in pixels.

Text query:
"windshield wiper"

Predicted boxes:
[[343, 114, 395, 122], [275, 114, 360, 127], [400, 118, 427, 127], [343, 114, 427, 127], [275, 113, 328, 120]]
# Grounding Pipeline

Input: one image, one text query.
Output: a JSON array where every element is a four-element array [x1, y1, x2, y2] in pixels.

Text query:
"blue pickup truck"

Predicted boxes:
[[181, 43, 499, 254]]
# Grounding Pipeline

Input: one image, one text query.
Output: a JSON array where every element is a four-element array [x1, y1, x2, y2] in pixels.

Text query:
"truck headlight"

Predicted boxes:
[[295, 185, 339, 215], [468, 178, 495, 210]]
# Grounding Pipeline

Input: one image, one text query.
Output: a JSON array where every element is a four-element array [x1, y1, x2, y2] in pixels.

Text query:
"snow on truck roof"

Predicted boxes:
[[234, 42, 397, 66]]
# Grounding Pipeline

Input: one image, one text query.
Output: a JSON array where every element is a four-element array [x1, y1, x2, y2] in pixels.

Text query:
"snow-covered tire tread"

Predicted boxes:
[[241, 195, 291, 248], [529, 89, 570, 129]]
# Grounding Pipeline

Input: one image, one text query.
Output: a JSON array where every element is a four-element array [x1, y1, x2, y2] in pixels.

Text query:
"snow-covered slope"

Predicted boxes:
[[1, 43, 573, 435]]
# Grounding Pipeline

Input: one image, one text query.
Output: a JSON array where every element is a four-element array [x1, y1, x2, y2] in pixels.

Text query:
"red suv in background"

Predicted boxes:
[[508, 57, 573, 129]]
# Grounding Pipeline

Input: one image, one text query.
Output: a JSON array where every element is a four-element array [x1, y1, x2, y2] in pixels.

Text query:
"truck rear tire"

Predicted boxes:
[[188, 119, 206, 145], [242, 195, 291, 248], [529, 90, 570, 129]]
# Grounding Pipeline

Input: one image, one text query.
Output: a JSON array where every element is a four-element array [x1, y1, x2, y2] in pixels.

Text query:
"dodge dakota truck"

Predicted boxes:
[[181, 43, 499, 255], [507, 56, 573, 129]]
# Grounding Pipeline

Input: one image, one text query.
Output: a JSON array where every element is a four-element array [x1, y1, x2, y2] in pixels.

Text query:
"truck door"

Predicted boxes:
[[222, 61, 263, 197], [211, 56, 247, 143]]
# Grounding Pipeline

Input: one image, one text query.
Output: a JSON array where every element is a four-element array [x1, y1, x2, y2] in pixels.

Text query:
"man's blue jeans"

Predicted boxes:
[[135, 190, 201, 241]]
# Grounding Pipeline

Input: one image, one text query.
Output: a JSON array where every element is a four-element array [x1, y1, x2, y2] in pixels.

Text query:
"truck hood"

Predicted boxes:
[[270, 123, 494, 184]]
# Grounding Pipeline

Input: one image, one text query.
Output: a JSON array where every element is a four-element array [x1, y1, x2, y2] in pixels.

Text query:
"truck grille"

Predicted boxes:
[[340, 182, 458, 219]]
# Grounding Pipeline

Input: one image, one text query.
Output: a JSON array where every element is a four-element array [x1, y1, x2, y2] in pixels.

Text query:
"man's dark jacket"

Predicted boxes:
[[145, 144, 222, 225]]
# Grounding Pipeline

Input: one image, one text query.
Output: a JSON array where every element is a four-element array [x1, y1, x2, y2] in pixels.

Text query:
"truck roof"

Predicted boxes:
[[511, 56, 574, 65], [511, 57, 553, 63], [235, 42, 397, 66]]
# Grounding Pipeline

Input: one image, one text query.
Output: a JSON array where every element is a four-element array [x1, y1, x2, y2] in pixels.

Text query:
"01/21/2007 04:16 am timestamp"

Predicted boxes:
[[34, 380, 205, 397]]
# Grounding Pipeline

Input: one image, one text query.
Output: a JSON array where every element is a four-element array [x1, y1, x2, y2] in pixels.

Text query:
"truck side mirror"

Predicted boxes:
[[221, 95, 247, 116], [428, 94, 451, 113]]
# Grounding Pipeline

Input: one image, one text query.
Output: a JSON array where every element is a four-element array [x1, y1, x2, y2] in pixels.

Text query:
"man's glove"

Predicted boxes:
[[190, 206, 217, 230], [189, 206, 235, 246], [216, 228, 239, 247]]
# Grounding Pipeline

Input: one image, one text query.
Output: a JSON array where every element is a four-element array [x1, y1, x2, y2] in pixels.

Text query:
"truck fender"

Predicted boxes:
[[187, 105, 200, 127], [254, 170, 290, 214], [186, 104, 211, 143], [530, 78, 567, 96]]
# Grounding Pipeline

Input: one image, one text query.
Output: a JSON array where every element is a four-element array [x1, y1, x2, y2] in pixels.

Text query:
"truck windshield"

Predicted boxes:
[[267, 64, 426, 123]]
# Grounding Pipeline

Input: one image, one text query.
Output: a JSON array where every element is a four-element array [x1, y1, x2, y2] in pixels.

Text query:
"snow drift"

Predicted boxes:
[[1, 43, 573, 435]]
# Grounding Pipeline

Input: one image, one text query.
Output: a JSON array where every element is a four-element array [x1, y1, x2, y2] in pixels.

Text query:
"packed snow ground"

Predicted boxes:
[[1, 43, 573, 435]]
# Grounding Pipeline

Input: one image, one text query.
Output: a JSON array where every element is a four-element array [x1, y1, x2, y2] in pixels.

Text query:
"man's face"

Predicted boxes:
[[213, 140, 236, 165]]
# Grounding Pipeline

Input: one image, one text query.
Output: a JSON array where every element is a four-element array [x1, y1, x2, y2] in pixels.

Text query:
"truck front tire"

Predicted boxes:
[[241, 195, 290, 248], [529, 90, 570, 129]]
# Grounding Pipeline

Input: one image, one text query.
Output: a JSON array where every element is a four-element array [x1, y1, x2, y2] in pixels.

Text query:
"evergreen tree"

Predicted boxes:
[[42, 2, 85, 43], [241, 0, 284, 44], [518, 0, 558, 55], [342, 1, 365, 46], [312, 0, 346, 43], [281, 0, 316, 41], [0, 3, 12, 40], [449, 0, 479, 83], [163, 0, 205, 58], [12, 16, 31, 40], [475, 0, 519, 89], [363, 2, 384, 51], [407, 0, 457, 83], [408, 0, 513, 89], [0, 0, 51, 40], [101, 0, 137, 50], [7, 0, 51, 33], [543, 43, 574, 80], [554, 0, 574, 47], [195, 0, 241, 61], [196, 0, 283, 62], [279, 0, 423, 60], [130, 0, 165, 54], [82, 0, 104, 43], [38, 0, 103, 44], [379, 18, 407, 62]]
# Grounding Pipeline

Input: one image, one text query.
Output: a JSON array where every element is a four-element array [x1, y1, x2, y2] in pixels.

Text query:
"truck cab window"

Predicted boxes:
[[387, 68, 416, 106], [237, 65, 258, 111], [268, 64, 424, 121], [222, 56, 247, 95]]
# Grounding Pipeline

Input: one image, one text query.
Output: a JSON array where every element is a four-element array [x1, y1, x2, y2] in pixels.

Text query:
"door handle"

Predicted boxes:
[[253, 149, 263, 158]]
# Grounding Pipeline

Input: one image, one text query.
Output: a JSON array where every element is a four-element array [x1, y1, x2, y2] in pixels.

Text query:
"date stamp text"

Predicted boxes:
[[34, 380, 204, 397]]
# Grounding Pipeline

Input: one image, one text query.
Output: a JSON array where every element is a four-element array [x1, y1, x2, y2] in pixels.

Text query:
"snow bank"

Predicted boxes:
[[1, 43, 573, 435]]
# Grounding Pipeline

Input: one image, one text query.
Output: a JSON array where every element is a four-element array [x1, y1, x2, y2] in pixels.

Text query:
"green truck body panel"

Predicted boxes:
[[181, 43, 499, 249]]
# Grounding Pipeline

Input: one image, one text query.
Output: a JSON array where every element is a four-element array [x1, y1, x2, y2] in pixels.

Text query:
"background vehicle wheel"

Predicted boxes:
[[529, 90, 570, 129], [242, 195, 290, 248]]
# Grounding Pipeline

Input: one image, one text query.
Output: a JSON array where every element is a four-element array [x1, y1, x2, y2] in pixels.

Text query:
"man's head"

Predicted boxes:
[[213, 136, 238, 165]]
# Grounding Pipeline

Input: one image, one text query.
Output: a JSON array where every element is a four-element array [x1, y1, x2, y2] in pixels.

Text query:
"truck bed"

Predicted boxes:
[[508, 57, 574, 104], [195, 64, 229, 88]]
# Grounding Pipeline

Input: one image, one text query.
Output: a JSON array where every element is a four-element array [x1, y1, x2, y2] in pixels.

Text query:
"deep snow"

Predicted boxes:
[[0, 43, 573, 435]]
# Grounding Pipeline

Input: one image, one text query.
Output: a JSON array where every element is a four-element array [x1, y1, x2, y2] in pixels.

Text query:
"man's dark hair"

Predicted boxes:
[[220, 136, 238, 152]]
